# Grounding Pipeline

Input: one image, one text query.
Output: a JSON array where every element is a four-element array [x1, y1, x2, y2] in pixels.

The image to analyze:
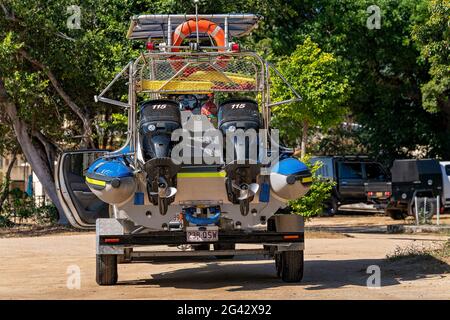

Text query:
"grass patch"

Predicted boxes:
[[385, 240, 450, 275], [387, 241, 449, 262]]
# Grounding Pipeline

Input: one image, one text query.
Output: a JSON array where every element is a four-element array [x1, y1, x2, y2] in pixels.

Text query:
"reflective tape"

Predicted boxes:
[[86, 176, 106, 187], [174, 28, 187, 40], [177, 172, 226, 178], [210, 25, 221, 38], [301, 176, 313, 183]]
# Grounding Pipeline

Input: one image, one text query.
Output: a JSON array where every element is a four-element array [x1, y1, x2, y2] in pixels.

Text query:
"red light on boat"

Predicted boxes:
[[385, 191, 391, 197], [367, 191, 374, 197], [231, 43, 240, 52], [146, 42, 155, 51]]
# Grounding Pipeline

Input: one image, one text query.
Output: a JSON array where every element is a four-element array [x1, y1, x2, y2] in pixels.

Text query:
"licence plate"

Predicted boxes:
[[186, 226, 219, 242]]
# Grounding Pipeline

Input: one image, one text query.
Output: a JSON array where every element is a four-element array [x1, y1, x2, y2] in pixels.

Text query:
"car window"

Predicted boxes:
[[365, 163, 387, 180], [339, 162, 363, 179], [446, 165, 450, 176]]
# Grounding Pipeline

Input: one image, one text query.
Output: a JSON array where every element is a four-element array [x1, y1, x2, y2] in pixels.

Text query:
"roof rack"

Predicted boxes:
[[127, 14, 261, 47]]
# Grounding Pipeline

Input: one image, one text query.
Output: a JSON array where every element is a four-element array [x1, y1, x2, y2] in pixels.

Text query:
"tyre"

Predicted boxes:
[[214, 243, 235, 259], [96, 254, 118, 286], [386, 209, 406, 220], [275, 254, 282, 278], [412, 198, 436, 220], [322, 196, 338, 216], [279, 250, 304, 283]]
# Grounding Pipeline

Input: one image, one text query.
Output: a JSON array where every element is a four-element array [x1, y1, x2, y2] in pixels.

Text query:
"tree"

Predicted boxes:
[[0, 0, 138, 219], [271, 37, 350, 158], [412, 0, 449, 129]]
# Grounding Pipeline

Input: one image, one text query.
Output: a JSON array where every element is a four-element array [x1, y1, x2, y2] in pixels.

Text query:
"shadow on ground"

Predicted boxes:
[[117, 255, 449, 292]]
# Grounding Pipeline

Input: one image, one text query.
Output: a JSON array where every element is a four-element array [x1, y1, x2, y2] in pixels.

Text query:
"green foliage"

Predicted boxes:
[[412, 0, 449, 113], [271, 37, 350, 146], [311, 125, 367, 156], [253, 0, 450, 160], [0, 215, 14, 227], [97, 112, 128, 148], [33, 204, 59, 224], [0, 0, 139, 150], [0, 0, 449, 200], [4, 188, 34, 221], [289, 158, 335, 218], [0, 187, 58, 226]]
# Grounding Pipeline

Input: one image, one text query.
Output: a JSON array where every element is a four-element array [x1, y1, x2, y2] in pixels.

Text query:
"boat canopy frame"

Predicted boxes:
[[95, 14, 301, 169]]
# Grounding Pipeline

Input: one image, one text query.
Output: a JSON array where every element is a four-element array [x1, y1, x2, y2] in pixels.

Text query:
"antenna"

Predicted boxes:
[[194, 0, 200, 46]]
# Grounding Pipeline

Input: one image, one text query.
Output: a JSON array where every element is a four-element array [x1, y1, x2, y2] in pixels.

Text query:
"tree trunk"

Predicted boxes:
[[0, 79, 66, 223], [300, 120, 309, 159], [19, 49, 94, 149], [102, 110, 111, 149], [0, 149, 17, 213]]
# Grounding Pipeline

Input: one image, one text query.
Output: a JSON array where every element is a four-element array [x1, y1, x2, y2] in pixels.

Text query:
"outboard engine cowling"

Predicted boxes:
[[139, 99, 181, 161], [218, 99, 261, 163], [218, 99, 261, 133]]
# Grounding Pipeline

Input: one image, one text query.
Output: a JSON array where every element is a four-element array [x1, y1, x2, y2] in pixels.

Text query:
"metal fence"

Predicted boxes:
[[413, 196, 441, 225]]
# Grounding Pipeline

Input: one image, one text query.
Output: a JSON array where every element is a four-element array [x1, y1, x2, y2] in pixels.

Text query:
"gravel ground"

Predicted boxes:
[[0, 215, 448, 299]]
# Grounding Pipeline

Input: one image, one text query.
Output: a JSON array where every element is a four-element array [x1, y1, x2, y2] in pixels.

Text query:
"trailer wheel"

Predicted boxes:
[[279, 250, 304, 283], [214, 243, 235, 259], [275, 254, 282, 278], [96, 254, 118, 286]]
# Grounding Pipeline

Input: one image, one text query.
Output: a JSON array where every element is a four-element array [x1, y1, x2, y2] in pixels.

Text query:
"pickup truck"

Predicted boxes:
[[440, 161, 450, 210], [379, 159, 444, 220], [311, 156, 390, 215]]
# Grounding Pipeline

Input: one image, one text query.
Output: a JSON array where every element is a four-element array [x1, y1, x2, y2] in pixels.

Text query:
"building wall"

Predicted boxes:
[[0, 154, 33, 192]]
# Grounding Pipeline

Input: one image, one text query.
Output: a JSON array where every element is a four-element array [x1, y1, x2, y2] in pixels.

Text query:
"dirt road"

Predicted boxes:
[[1, 217, 449, 299]]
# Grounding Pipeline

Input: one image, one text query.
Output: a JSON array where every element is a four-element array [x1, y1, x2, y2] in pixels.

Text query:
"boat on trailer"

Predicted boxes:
[[56, 12, 312, 284]]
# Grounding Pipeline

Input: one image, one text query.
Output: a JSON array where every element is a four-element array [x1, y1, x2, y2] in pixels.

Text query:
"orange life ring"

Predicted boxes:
[[169, 19, 229, 72]]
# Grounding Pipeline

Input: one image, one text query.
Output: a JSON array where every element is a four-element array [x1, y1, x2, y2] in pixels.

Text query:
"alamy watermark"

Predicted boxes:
[[366, 265, 381, 289], [166, 116, 280, 175], [66, 264, 81, 289], [366, 5, 381, 30], [67, 5, 81, 30]]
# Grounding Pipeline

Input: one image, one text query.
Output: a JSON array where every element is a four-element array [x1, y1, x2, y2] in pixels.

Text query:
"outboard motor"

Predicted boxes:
[[218, 98, 261, 161], [219, 99, 262, 215], [139, 99, 182, 160], [139, 99, 182, 215]]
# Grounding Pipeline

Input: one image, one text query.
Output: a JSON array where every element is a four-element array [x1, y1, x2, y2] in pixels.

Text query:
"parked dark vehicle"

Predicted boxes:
[[311, 156, 390, 215], [364, 180, 392, 208], [384, 159, 443, 220]]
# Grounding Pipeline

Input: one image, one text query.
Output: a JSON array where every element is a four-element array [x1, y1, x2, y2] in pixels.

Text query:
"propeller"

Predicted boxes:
[[151, 176, 177, 198], [232, 182, 260, 201]]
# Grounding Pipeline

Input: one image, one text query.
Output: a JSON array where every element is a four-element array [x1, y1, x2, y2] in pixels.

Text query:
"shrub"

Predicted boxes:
[[288, 157, 335, 218], [0, 187, 58, 226]]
